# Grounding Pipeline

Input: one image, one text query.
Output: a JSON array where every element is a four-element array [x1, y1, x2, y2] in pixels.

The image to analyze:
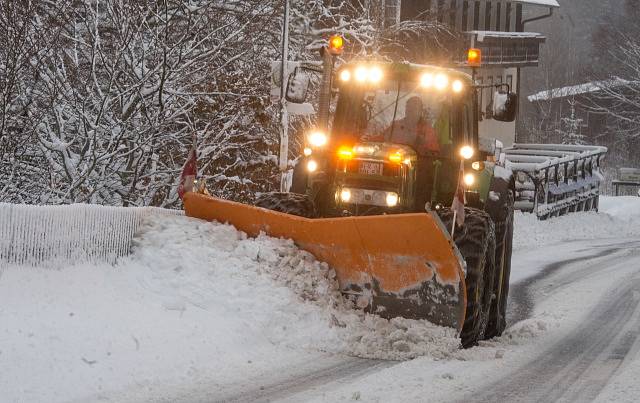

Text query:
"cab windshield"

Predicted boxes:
[[334, 80, 460, 157]]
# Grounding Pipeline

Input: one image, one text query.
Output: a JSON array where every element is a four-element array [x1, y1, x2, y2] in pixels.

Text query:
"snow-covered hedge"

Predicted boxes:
[[0, 203, 181, 267]]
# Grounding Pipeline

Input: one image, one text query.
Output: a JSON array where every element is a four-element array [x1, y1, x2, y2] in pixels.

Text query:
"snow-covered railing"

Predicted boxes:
[[504, 144, 608, 219], [0, 204, 183, 267]]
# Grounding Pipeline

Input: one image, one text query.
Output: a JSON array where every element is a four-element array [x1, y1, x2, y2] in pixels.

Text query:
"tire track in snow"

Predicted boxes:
[[468, 247, 640, 402], [212, 357, 394, 403], [508, 240, 640, 324]]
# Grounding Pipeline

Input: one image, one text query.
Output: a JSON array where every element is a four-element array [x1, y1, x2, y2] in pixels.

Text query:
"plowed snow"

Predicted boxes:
[[129, 216, 460, 361]]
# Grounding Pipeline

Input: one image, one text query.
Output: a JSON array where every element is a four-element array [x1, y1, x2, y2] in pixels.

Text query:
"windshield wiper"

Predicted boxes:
[[387, 81, 402, 142]]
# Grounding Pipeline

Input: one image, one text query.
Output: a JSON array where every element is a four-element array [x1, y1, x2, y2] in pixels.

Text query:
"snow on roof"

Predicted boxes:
[[513, 0, 560, 7], [527, 79, 629, 102], [467, 31, 546, 41]]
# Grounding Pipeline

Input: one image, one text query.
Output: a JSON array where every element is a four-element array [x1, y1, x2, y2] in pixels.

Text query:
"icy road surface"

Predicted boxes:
[[1, 196, 640, 402]]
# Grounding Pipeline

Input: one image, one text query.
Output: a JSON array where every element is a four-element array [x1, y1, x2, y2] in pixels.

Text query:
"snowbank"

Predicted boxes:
[[124, 216, 460, 361], [3, 196, 640, 402], [0, 214, 459, 402], [513, 196, 640, 251]]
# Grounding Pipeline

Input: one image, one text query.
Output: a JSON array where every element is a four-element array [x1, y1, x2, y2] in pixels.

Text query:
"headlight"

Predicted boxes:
[[339, 70, 351, 82], [303, 147, 312, 156], [307, 160, 318, 172], [464, 173, 475, 186], [459, 145, 474, 160], [308, 131, 327, 147], [368, 67, 383, 83], [340, 189, 351, 202], [452, 80, 464, 93], [434, 74, 449, 90], [355, 66, 368, 82], [420, 73, 433, 88], [386, 193, 399, 207]]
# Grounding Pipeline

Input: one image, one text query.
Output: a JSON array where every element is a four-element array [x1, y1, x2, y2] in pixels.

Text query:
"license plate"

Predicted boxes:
[[359, 161, 383, 175]]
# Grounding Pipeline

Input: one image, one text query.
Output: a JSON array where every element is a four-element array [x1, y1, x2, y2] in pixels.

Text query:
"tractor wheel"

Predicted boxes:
[[485, 190, 515, 339], [439, 207, 496, 348], [254, 192, 317, 218]]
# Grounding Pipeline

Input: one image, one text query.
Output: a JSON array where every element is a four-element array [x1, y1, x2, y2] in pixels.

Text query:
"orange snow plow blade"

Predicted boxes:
[[184, 193, 466, 331]]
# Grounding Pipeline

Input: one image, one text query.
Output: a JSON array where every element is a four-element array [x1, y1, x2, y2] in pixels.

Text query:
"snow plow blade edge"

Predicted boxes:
[[184, 192, 466, 331]]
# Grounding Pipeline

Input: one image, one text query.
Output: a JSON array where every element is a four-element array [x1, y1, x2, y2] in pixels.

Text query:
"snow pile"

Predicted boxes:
[[125, 216, 460, 361], [0, 213, 461, 402], [513, 196, 640, 251], [498, 318, 552, 343]]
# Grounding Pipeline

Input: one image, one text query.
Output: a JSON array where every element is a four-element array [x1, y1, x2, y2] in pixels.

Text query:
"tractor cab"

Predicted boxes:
[[300, 62, 481, 216]]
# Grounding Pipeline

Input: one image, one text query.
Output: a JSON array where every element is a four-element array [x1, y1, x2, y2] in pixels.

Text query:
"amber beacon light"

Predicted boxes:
[[328, 35, 345, 55], [467, 48, 482, 66]]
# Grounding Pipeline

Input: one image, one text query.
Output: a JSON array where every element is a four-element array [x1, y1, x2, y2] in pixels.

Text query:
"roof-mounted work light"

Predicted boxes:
[[467, 48, 482, 66], [328, 35, 345, 56]]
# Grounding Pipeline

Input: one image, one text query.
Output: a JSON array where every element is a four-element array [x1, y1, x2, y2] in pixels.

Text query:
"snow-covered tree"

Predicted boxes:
[[556, 99, 587, 145], [0, 1, 284, 206], [585, 35, 640, 171], [0, 0, 456, 207]]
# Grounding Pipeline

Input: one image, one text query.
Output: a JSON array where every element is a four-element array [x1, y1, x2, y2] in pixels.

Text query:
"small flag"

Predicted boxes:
[[178, 146, 197, 200], [451, 160, 466, 227]]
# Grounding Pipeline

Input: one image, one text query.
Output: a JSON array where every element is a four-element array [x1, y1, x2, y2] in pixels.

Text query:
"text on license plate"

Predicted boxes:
[[359, 161, 383, 175]]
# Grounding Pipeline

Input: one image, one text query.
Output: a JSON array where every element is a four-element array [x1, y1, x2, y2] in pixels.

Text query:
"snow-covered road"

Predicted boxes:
[[211, 238, 640, 403], [465, 239, 640, 402], [2, 197, 640, 402]]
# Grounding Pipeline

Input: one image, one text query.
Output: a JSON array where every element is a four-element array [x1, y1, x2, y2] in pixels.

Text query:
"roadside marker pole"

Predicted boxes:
[[278, 0, 291, 192]]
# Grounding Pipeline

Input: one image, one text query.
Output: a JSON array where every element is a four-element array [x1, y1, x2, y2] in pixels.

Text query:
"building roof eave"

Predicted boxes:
[[513, 0, 560, 8], [527, 79, 632, 102]]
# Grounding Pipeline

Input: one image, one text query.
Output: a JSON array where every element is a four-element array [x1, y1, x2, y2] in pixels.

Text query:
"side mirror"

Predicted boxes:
[[285, 68, 310, 104], [492, 91, 518, 122]]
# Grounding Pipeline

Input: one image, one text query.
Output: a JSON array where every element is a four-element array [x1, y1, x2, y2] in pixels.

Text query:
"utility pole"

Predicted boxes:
[[278, 0, 290, 192]]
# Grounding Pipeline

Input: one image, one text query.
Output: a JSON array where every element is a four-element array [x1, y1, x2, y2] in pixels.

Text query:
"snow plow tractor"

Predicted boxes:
[[185, 52, 516, 347]]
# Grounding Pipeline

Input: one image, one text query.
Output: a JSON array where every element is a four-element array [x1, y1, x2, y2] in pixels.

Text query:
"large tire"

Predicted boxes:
[[254, 192, 317, 218], [485, 190, 514, 339], [439, 207, 496, 348]]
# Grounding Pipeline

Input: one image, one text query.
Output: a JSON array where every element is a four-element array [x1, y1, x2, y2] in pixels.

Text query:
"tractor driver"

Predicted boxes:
[[384, 96, 441, 155]]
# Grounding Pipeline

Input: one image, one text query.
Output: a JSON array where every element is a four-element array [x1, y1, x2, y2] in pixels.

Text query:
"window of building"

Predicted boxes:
[[473, 1, 480, 30], [485, 1, 491, 30], [462, 0, 469, 29]]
